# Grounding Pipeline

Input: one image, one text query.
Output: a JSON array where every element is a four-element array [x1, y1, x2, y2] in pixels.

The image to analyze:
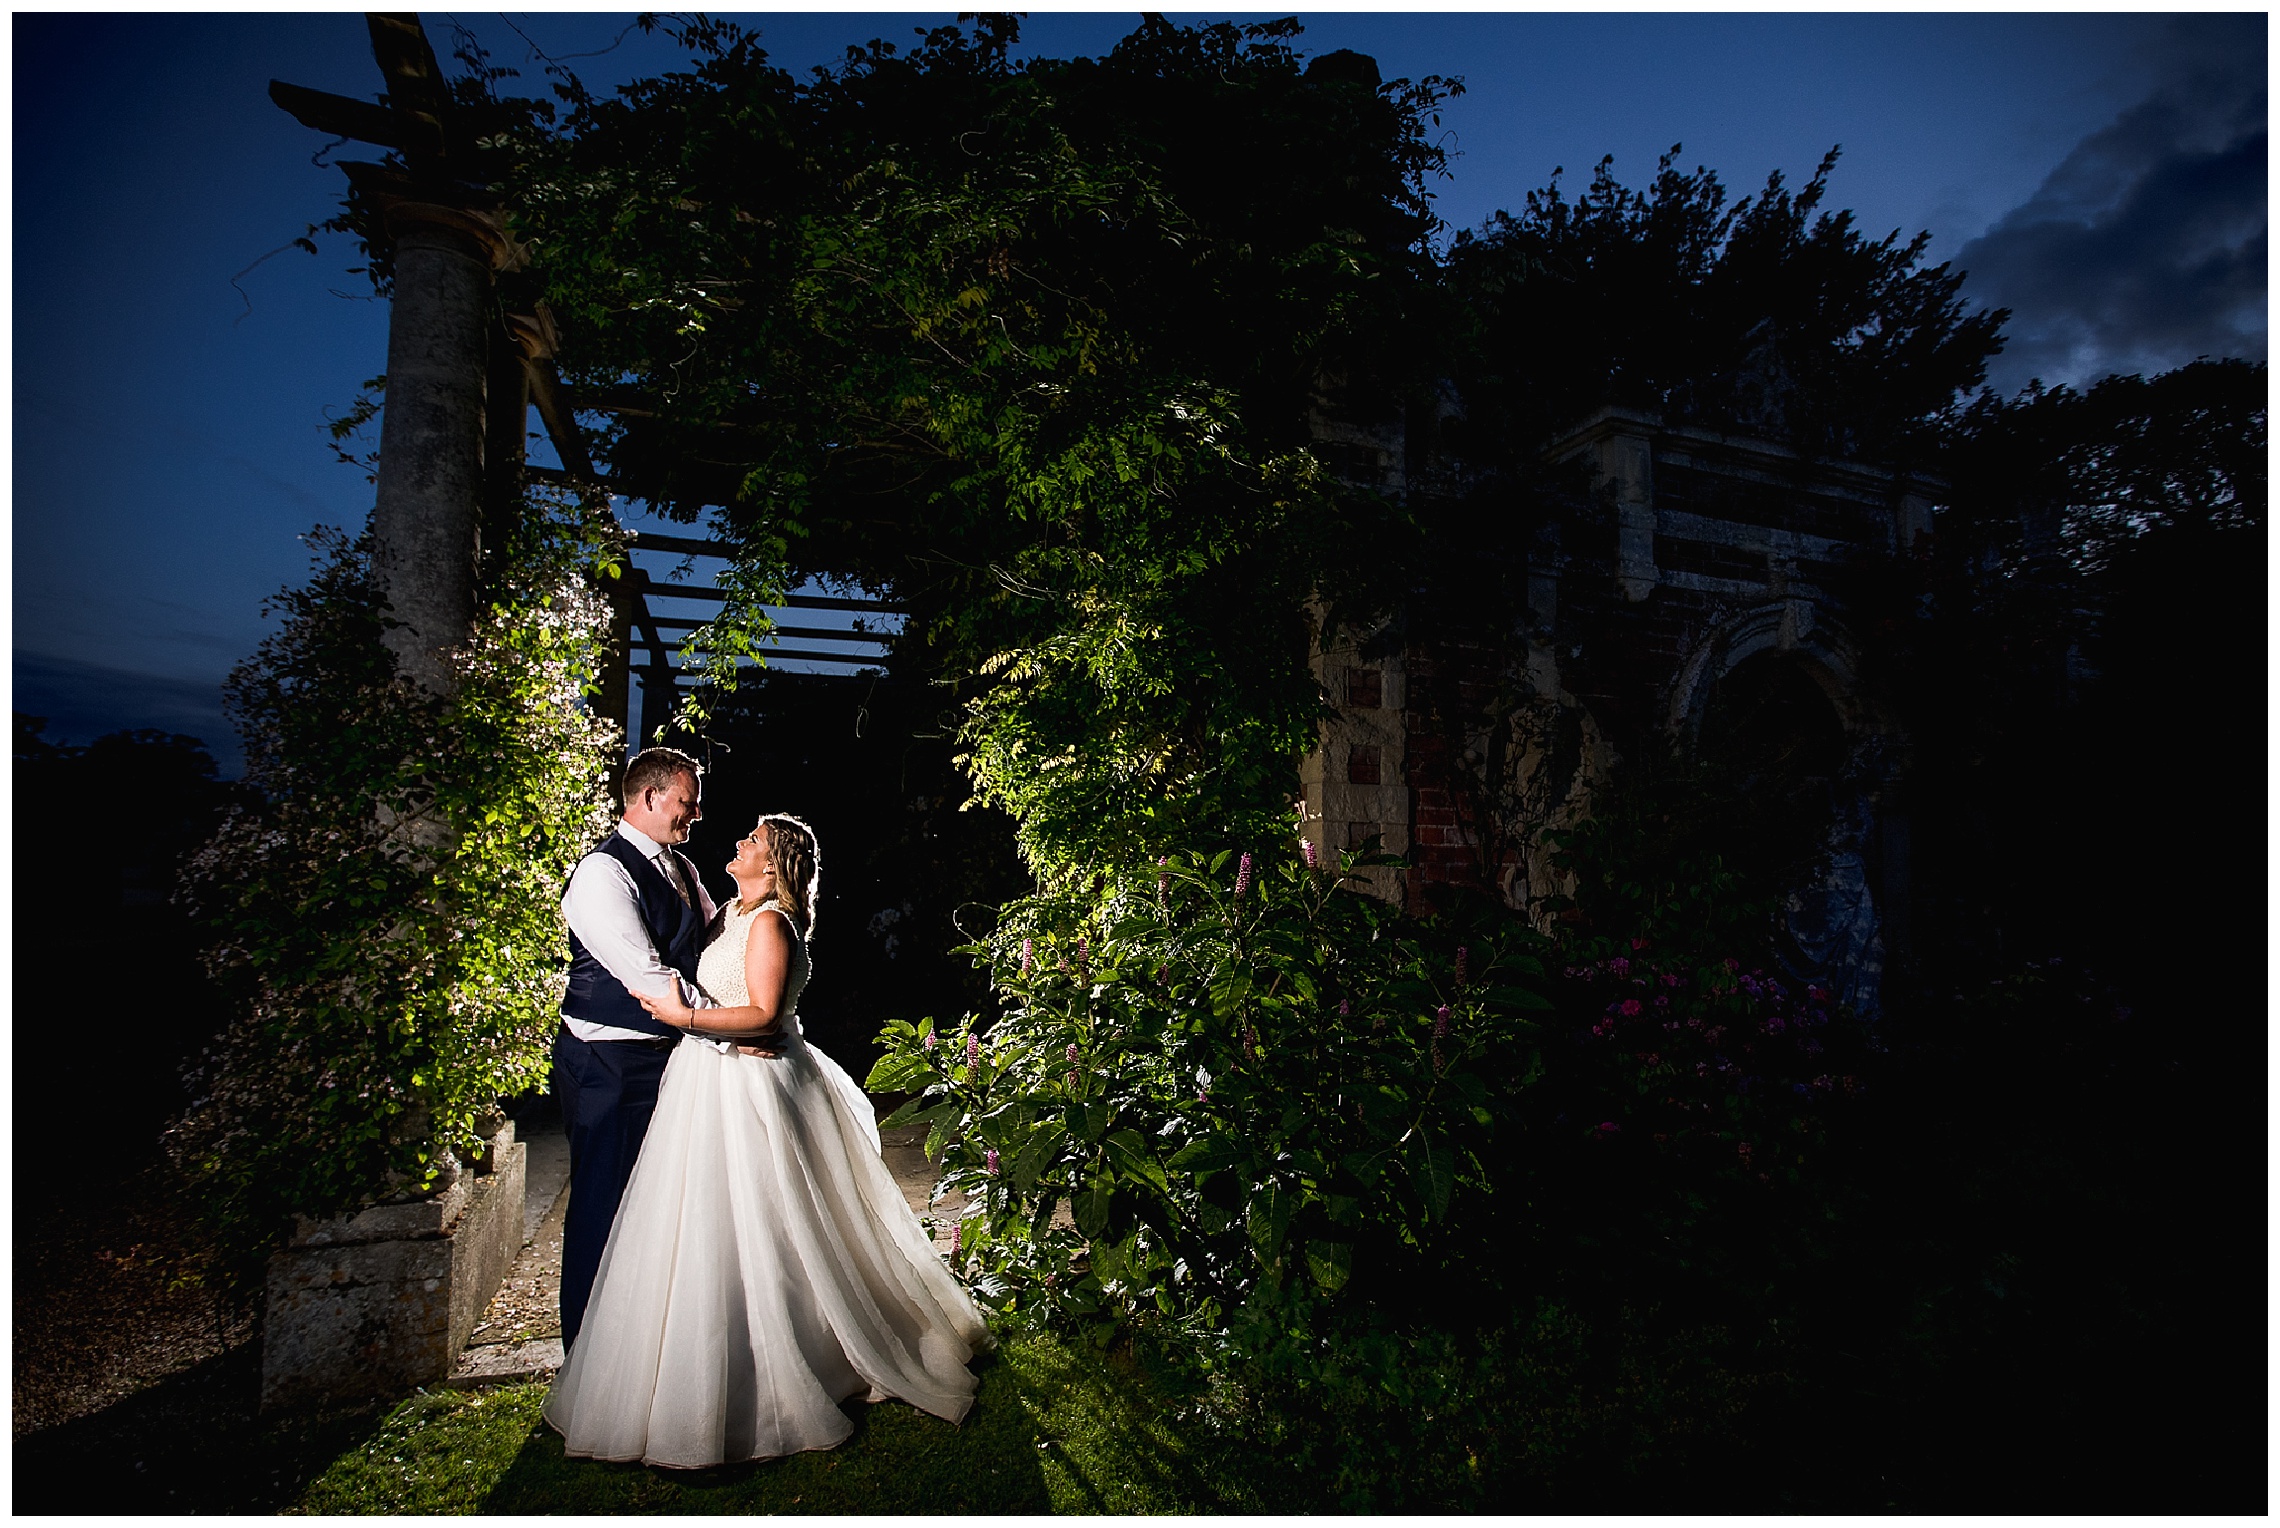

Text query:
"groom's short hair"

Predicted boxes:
[[621, 747, 701, 809]]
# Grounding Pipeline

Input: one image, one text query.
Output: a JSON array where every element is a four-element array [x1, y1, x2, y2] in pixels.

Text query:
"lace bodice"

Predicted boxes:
[[696, 897, 808, 1022]]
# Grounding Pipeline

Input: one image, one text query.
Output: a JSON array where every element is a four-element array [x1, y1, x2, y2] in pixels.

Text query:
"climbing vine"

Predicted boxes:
[[494, 14, 1455, 885], [171, 487, 621, 1274]]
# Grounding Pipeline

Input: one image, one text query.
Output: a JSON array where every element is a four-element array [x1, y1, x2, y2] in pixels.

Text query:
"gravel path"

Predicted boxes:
[[13, 1169, 255, 1439]]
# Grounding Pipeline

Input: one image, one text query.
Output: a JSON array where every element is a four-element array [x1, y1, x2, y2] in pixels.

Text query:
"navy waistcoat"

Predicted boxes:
[[561, 833, 711, 1039]]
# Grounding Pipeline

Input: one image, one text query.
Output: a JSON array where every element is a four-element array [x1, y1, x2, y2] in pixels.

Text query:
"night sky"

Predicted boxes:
[[12, 11, 2265, 775]]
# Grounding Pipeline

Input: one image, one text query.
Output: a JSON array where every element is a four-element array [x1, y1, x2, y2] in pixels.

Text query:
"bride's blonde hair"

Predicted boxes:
[[755, 813, 820, 938]]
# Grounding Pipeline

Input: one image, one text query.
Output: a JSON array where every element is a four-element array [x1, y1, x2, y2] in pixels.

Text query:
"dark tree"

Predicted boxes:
[[1899, 358, 2268, 990], [1442, 147, 2008, 470], [13, 717, 246, 1181]]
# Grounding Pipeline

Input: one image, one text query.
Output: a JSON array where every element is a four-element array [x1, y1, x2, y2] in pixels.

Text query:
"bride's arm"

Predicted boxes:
[[633, 909, 791, 1038]]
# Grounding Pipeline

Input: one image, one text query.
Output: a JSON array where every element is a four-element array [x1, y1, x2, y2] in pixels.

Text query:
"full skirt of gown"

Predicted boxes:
[[543, 1022, 988, 1468]]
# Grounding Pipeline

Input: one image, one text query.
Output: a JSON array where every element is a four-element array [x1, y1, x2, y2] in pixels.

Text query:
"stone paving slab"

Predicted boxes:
[[523, 1128, 570, 1243]]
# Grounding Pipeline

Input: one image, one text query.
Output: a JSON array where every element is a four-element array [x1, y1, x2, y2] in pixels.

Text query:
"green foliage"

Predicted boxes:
[[494, 15, 1455, 880], [171, 490, 620, 1273], [866, 837, 1553, 1355]]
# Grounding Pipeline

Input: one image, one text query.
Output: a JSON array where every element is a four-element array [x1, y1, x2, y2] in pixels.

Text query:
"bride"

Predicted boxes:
[[544, 813, 989, 1468]]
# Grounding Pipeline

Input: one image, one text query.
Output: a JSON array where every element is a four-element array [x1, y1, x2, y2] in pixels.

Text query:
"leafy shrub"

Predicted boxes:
[[171, 492, 620, 1271], [1525, 749, 1882, 1295], [1552, 949, 1870, 1185], [1191, 1298, 1790, 1512], [866, 835, 1554, 1356]]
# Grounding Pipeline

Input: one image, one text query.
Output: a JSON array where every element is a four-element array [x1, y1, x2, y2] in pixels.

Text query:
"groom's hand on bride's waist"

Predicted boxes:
[[718, 1024, 789, 1058]]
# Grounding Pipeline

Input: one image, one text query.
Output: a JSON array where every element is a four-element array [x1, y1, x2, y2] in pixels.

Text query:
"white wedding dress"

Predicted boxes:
[[544, 898, 988, 1468]]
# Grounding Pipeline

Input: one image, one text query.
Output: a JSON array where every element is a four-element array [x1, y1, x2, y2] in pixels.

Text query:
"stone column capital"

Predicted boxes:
[[383, 201, 518, 271]]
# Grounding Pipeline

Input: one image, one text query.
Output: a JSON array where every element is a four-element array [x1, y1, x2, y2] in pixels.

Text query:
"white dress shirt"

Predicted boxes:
[[561, 822, 719, 1042]]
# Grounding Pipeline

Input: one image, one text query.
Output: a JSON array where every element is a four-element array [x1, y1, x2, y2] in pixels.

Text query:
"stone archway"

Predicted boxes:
[[1672, 600, 1905, 1015]]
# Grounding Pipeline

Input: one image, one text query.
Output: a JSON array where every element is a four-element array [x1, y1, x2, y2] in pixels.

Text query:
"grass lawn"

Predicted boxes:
[[292, 1330, 1253, 1515]]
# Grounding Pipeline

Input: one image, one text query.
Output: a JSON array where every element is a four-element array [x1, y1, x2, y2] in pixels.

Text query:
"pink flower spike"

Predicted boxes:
[[1233, 851, 1254, 900], [1301, 835, 1318, 870], [1433, 1005, 1450, 1039], [923, 1032, 939, 1052], [965, 1033, 980, 1070], [1067, 1043, 1080, 1063], [986, 1148, 1000, 1175]]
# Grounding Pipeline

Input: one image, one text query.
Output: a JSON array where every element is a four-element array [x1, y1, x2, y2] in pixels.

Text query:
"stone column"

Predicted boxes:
[[1593, 427, 1660, 603], [373, 203, 510, 693]]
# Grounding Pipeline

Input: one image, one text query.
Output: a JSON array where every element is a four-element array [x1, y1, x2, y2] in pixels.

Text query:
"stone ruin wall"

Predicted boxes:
[[1301, 404, 1939, 1012]]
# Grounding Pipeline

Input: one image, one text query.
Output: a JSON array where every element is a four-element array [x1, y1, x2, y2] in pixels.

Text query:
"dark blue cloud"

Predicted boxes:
[[1961, 16, 2266, 391], [14, 652, 240, 776]]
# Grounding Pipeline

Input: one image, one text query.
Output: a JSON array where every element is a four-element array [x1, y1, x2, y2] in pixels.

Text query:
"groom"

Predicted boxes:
[[552, 746, 730, 1351]]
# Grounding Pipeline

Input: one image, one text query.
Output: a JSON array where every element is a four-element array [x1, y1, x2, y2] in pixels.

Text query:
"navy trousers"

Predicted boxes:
[[552, 1025, 674, 1352]]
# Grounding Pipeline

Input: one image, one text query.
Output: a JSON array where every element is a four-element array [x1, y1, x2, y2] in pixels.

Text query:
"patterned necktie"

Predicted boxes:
[[657, 852, 691, 906]]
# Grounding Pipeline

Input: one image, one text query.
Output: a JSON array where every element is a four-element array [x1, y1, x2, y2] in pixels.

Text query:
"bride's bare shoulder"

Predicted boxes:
[[742, 899, 795, 943]]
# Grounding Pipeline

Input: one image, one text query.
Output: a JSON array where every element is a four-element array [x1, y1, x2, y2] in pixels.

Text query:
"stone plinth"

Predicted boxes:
[[261, 1123, 525, 1412]]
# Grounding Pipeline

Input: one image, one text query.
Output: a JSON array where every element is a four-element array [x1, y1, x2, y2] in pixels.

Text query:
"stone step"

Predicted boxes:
[[447, 1337, 565, 1390], [448, 1122, 571, 1388]]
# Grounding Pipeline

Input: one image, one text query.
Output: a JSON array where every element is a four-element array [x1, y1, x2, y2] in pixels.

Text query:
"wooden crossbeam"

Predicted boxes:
[[625, 531, 730, 558], [632, 584, 905, 615], [524, 361, 595, 479], [366, 13, 456, 162], [268, 80, 416, 150], [640, 618, 892, 643], [636, 648, 887, 668]]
